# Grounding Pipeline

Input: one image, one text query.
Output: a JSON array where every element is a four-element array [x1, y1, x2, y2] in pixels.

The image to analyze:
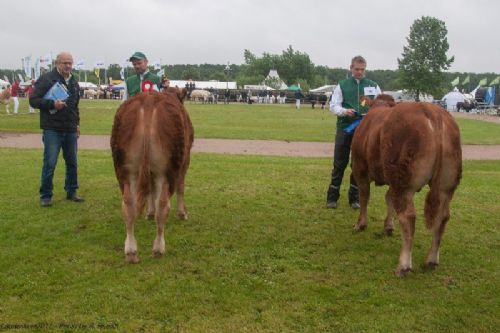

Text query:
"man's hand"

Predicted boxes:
[[54, 100, 66, 110], [346, 109, 357, 117]]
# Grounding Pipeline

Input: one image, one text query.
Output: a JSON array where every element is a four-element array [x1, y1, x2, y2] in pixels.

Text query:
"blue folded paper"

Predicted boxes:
[[44, 82, 69, 101], [344, 116, 363, 134]]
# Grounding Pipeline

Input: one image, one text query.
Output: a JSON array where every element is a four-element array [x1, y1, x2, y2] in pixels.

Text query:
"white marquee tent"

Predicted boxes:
[[442, 88, 465, 111]]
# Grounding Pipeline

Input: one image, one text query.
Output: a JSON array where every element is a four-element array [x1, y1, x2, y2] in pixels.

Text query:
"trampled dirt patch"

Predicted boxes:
[[1, 133, 499, 160], [1, 111, 499, 159]]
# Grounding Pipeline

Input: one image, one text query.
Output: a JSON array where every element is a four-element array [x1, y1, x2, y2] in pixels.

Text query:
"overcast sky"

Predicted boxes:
[[1, 0, 499, 73]]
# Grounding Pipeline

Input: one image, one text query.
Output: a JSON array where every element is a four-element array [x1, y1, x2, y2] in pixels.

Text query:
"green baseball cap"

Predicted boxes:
[[129, 51, 147, 61]]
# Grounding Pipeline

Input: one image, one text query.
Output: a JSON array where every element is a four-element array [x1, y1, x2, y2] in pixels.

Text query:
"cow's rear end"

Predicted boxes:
[[351, 96, 462, 276], [111, 90, 193, 263]]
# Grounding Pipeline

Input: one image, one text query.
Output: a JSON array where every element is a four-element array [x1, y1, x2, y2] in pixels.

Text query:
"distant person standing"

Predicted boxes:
[[325, 55, 381, 209], [25, 79, 36, 113], [29, 52, 83, 207], [294, 89, 303, 109], [160, 76, 170, 92], [11, 79, 20, 114], [122, 51, 161, 100]]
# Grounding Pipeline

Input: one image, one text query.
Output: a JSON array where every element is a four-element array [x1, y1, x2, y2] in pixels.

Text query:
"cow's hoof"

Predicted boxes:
[[384, 228, 394, 236], [146, 213, 155, 220], [152, 250, 165, 258], [177, 212, 188, 220], [423, 262, 439, 271], [125, 252, 140, 264], [354, 224, 367, 231], [395, 267, 412, 277]]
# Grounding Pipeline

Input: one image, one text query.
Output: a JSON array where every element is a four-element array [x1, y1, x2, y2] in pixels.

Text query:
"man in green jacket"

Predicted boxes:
[[326, 55, 381, 209], [122, 51, 161, 100]]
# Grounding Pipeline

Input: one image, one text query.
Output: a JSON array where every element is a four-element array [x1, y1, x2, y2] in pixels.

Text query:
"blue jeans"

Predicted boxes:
[[40, 129, 79, 199]]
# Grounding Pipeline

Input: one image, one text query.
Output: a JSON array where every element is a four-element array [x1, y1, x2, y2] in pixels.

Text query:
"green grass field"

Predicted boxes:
[[0, 149, 498, 332], [1, 98, 499, 144]]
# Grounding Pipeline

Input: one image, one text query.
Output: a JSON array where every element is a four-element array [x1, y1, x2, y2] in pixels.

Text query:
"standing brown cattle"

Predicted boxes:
[[111, 89, 194, 263], [351, 95, 462, 276]]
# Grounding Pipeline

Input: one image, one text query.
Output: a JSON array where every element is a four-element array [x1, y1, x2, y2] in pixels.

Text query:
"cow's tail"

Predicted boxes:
[[424, 109, 444, 230], [136, 110, 152, 216]]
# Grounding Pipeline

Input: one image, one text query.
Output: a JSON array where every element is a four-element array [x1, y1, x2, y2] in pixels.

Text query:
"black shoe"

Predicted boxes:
[[67, 194, 85, 202], [40, 198, 52, 207], [326, 185, 339, 209], [350, 202, 360, 209], [326, 201, 337, 209]]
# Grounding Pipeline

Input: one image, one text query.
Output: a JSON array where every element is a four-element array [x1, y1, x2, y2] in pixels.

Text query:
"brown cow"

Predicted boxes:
[[351, 94, 462, 276], [0, 88, 11, 113], [111, 89, 194, 263]]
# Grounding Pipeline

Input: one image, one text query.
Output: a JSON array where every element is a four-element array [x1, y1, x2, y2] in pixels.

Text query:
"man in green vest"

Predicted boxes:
[[326, 55, 381, 209], [123, 51, 161, 100]]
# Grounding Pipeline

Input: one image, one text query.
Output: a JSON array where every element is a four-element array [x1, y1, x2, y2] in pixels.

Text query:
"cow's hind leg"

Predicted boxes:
[[152, 179, 171, 257], [176, 170, 188, 220], [424, 190, 452, 269], [383, 188, 396, 236], [393, 191, 416, 277], [122, 182, 139, 263]]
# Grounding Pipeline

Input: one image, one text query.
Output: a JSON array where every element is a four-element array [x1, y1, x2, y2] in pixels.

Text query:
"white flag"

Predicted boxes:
[[95, 60, 106, 69], [74, 59, 85, 70], [40, 53, 52, 68], [17, 73, 24, 82], [157, 69, 164, 77], [34, 57, 41, 79], [3, 75, 9, 83], [153, 59, 161, 70], [120, 66, 125, 80], [23, 56, 32, 78]]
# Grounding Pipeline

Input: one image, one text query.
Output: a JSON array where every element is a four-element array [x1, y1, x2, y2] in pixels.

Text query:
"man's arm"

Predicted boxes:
[[29, 76, 55, 110], [330, 85, 347, 116]]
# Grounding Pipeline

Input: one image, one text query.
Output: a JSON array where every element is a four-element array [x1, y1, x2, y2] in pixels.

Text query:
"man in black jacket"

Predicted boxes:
[[30, 52, 84, 207]]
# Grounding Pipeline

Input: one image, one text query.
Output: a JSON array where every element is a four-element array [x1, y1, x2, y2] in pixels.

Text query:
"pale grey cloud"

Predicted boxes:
[[1, 0, 499, 73]]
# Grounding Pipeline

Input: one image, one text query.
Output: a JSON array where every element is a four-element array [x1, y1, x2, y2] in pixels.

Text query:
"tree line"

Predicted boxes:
[[1, 17, 498, 99]]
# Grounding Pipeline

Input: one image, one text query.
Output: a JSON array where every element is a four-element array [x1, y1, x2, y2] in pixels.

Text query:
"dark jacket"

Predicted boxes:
[[30, 68, 80, 131]]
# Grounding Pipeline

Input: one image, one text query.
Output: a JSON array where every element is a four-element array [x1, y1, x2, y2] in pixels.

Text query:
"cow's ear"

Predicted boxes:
[[360, 95, 372, 107], [380, 94, 396, 107]]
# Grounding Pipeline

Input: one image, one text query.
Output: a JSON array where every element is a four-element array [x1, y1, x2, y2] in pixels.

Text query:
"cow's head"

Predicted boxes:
[[164, 87, 188, 104], [360, 94, 396, 108]]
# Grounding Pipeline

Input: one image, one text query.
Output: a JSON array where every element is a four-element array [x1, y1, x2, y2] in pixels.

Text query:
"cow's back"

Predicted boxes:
[[382, 103, 461, 192], [353, 102, 461, 192], [111, 92, 193, 198]]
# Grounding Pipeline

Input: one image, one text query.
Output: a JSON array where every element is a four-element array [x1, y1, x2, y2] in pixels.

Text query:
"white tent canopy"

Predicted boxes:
[[442, 89, 465, 111], [310, 85, 336, 94], [262, 69, 288, 90], [243, 84, 274, 91], [79, 82, 98, 89]]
